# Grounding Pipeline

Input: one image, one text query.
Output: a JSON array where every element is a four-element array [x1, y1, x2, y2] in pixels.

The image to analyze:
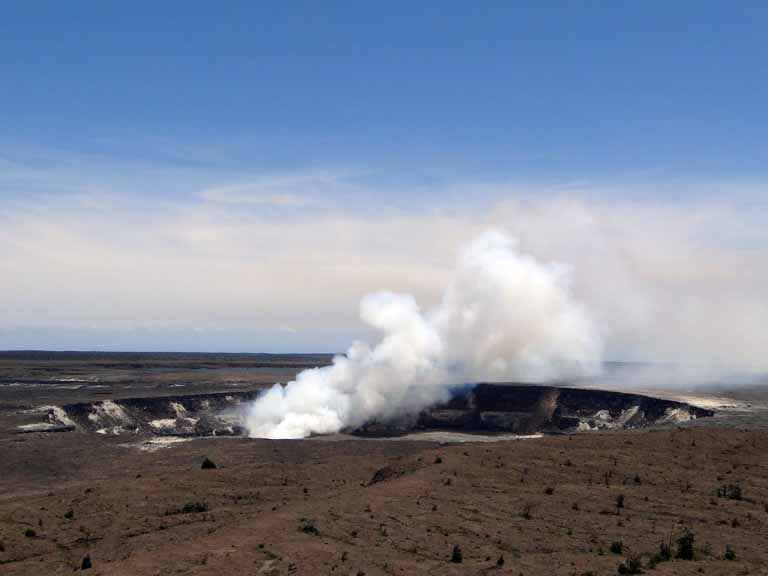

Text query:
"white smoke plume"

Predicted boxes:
[[245, 230, 602, 439]]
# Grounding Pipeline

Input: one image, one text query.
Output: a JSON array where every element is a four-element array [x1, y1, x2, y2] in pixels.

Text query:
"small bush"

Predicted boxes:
[[434, 456, 443, 464], [520, 502, 532, 520], [496, 554, 504, 567], [23, 528, 36, 538], [617, 555, 643, 575], [64, 509, 74, 520], [616, 494, 625, 509], [649, 537, 672, 566], [724, 546, 736, 561], [716, 483, 742, 500], [180, 501, 208, 514], [299, 518, 319, 535], [610, 541, 623, 554], [201, 457, 217, 470], [544, 486, 555, 495], [675, 530, 694, 560], [81, 555, 92, 570], [450, 545, 462, 563]]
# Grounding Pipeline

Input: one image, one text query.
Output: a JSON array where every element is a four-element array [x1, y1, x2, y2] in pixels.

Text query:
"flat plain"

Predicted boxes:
[[1, 353, 767, 575]]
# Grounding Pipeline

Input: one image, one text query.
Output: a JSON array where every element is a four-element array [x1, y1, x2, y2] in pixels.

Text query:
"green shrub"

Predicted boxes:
[[450, 545, 462, 563], [716, 484, 742, 500], [617, 555, 643, 575], [675, 530, 694, 560], [180, 501, 208, 514], [299, 518, 319, 535], [649, 537, 672, 567]]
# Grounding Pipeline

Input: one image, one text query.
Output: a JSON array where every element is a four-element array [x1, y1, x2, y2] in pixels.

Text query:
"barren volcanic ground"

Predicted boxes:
[[2, 352, 768, 576]]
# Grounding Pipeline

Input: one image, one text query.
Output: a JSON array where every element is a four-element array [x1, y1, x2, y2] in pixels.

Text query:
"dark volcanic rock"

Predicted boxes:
[[352, 383, 712, 436], [368, 460, 422, 485], [30, 383, 713, 440]]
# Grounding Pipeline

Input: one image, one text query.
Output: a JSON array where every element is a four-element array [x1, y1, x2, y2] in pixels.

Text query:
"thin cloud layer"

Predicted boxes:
[[0, 170, 766, 375], [197, 171, 347, 206]]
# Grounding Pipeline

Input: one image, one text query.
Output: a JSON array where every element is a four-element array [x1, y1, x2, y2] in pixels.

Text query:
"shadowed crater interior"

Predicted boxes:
[[350, 383, 713, 437], [22, 383, 713, 438]]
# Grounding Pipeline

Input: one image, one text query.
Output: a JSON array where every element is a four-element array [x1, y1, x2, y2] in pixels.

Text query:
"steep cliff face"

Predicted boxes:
[[47, 391, 259, 436], [31, 383, 712, 438], [352, 383, 713, 436]]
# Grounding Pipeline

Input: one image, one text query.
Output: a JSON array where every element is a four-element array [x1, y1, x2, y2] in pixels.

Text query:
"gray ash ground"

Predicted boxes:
[[1, 352, 768, 575]]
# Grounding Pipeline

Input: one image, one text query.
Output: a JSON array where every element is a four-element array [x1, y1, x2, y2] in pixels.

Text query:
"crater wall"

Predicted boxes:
[[23, 384, 713, 438]]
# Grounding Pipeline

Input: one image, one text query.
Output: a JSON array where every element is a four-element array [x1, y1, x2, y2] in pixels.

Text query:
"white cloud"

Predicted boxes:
[[0, 164, 766, 374], [200, 185, 309, 207], [197, 170, 354, 206]]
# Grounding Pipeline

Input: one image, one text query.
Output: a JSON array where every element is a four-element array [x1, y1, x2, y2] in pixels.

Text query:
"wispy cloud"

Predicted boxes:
[[198, 170, 358, 207], [200, 186, 310, 206], [0, 151, 766, 371]]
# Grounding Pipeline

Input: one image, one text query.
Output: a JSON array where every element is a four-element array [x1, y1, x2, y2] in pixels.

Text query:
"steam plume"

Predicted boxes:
[[245, 230, 602, 439]]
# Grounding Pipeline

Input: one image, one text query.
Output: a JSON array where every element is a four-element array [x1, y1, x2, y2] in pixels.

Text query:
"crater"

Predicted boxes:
[[351, 383, 713, 437], [18, 383, 713, 438], [25, 391, 259, 437]]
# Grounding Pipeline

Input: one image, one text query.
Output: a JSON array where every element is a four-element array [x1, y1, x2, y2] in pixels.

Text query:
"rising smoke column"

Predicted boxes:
[[245, 230, 602, 439]]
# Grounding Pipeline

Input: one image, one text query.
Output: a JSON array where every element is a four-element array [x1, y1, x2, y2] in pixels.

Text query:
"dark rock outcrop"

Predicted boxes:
[[352, 383, 712, 436]]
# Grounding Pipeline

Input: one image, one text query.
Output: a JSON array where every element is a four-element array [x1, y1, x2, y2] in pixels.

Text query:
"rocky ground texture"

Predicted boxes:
[[1, 427, 767, 575]]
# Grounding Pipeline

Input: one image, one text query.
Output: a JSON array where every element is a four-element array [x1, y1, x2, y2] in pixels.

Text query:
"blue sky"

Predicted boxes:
[[1, 2, 767, 361], [3, 1, 768, 180]]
